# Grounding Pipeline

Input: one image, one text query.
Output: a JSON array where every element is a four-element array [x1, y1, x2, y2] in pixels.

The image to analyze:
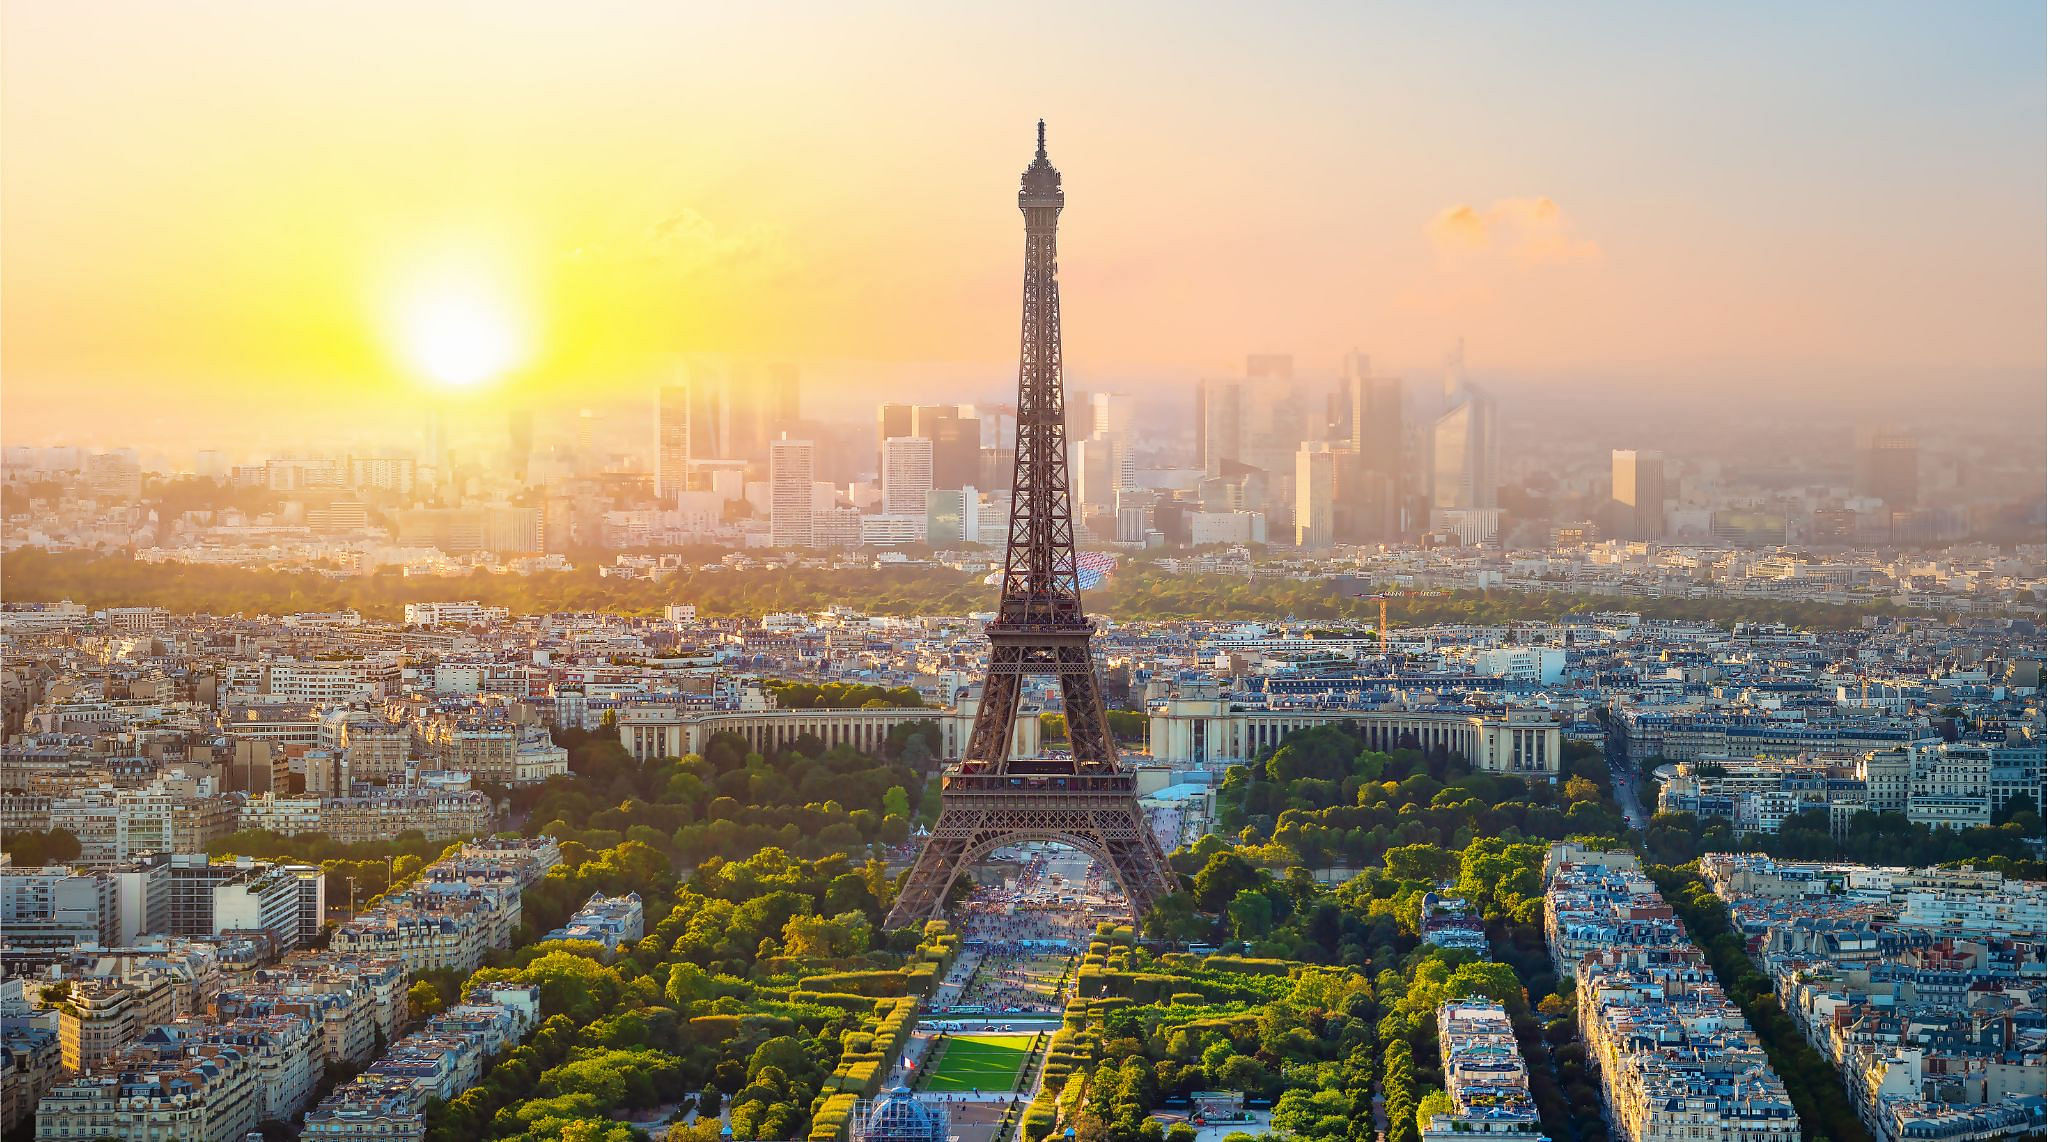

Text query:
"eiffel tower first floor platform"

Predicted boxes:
[[882, 770, 1179, 929]]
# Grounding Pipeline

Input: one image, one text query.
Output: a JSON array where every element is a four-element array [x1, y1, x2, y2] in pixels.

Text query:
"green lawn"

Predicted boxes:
[[921, 1034, 1032, 1093]]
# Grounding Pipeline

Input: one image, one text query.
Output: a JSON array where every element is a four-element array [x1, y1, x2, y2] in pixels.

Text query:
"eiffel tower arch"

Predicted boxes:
[[885, 122, 1177, 930]]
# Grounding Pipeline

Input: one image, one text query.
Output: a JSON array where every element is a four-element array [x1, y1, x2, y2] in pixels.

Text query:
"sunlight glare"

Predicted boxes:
[[392, 263, 529, 390]]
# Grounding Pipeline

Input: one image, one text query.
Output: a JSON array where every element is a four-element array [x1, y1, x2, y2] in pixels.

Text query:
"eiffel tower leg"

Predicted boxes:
[[885, 814, 973, 929], [1056, 655, 1117, 771], [963, 647, 1026, 766]]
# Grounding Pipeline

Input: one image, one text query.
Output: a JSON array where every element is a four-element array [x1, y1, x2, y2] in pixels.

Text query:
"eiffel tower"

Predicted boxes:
[[885, 122, 1177, 930]]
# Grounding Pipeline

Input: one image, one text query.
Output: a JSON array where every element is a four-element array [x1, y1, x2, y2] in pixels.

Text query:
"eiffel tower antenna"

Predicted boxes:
[[885, 122, 1177, 929]]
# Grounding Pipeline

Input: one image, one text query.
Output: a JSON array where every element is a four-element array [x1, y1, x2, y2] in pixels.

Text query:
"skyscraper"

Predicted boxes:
[[655, 387, 696, 500], [876, 403, 913, 477], [1089, 392, 1135, 439], [881, 436, 935, 516], [769, 438, 815, 548], [1196, 378, 1243, 475], [1429, 343, 1499, 544], [1295, 443, 1338, 548], [1075, 435, 1130, 514], [1611, 449, 1666, 539], [507, 409, 533, 485], [1430, 373, 1497, 514], [1856, 430, 1919, 509], [1342, 351, 1405, 541], [912, 405, 981, 489]]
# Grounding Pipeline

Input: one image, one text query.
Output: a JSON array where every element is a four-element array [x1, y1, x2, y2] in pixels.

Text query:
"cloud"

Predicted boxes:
[[566, 207, 794, 280], [1427, 197, 1600, 267]]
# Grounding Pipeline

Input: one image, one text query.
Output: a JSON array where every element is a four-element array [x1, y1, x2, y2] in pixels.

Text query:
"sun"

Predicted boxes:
[[388, 256, 531, 390]]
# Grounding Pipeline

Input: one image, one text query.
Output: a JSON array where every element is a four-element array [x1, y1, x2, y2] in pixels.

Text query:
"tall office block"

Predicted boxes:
[[769, 439, 816, 548], [882, 436, 936, 516], [876, 403, 914, 477], [1295, 443, 1338, 548], [1431, 385, 1498, 513], [1197, 378, 1243, 475], [913, 405, 981, 489], [1342, 351, 1406, 541], [1856, 431, 1919, 508], [1611, 449, 1666, 539]]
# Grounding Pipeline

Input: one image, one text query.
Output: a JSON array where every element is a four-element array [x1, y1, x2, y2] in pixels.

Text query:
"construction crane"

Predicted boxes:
[[1351, 593, 1392, 651]]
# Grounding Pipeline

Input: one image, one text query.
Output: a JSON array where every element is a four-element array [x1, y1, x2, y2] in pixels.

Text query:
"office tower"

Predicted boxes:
[[655, 386, 691, 500], [1856, 430, 1919, 508], [1429, 343, 1499, 544], [349, 456, 417, 496], [925, 487, 979, 546], [1431, 385, 1497, 513], [507, 409, 534, 484], [575, 409, 599, 470], [1075, 436, 1126, 513], [877, 403, 913, 476], [1611, 449, 1666, 539], [1197, 378, 1243, 475], [913, 405, 981, 489], [1295, 443, 1338, 548], [1342, 351, 1406, 541], [82, 451, 143, 502], [424, 409, 449, 489], [882, 436, 935, 516], [979, 446, 1017, 491], [656, 376, 726, 497], [769, 438, 816, 548], [1089, 392, 1135, 439]]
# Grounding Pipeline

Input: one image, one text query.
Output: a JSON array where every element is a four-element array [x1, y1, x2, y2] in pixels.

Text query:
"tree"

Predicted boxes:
[[1415, 1091, 1454, 1136], [881, 786, 911, 818], [1383, 844, 1459, 884], [1192, 851, 1264, 913], [407, 980, 445, 1020]]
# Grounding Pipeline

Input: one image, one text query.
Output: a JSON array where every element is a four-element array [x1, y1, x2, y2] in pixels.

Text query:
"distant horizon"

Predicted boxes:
[[4, 2, 2043, 451]]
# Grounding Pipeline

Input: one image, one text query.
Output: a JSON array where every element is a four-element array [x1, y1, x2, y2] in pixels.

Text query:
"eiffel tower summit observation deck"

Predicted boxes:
[[884, 123, 1178, 929]]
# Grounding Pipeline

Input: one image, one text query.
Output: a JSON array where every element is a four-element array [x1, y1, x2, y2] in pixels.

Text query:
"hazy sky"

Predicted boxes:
[[4, 1, 2042, 447]]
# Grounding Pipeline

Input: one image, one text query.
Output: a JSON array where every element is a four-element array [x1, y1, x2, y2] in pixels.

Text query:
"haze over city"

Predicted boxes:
[[4, 1, 2044, 451]]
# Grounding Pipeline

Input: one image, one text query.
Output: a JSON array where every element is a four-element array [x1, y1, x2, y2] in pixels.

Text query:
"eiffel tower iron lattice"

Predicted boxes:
[[884, 123, 1178, 930]]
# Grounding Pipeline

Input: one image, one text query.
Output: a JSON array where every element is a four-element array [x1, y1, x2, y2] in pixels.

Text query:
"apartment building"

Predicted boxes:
[[33, 1036, 259, 1142], [542, 891, 644, 951], [0, 867, 116, 951], [316, 789, 493, 844], [1423, 999, 1548, 1142], [1700, 854, 2046, 1142], [302, 985, 540, 1142], [1, 1024, 60, 1134], [1546, 846, 1799, 1142]]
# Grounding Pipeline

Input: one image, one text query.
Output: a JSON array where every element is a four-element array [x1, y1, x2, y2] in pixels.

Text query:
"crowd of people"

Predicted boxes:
[[940, 844, 1131, 1012]]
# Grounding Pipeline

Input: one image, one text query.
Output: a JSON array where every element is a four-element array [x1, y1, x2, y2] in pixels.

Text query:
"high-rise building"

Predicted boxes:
[[507, 409, 534, 484], [1089, 392, 1135, 439], [1295, 443, 1339, 548], [1196, 378, 1243, 475], [656, 378, 727, 499], [876, 403, 913, 477], [913, 405, 981, 489], [83, 451, 143, 502], [1341, 351, 1406, 541], [1856, 430, 1919, 508], [882, 436, 935, 516], [1075, 435, 1131, 514], [1611, 449, 1666, 539], [769, 438, 816, 548], [1430, 362, 1498, 514]]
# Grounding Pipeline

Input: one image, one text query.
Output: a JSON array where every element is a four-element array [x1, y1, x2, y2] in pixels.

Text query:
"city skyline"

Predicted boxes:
[[5, 1, 2045, 449]]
